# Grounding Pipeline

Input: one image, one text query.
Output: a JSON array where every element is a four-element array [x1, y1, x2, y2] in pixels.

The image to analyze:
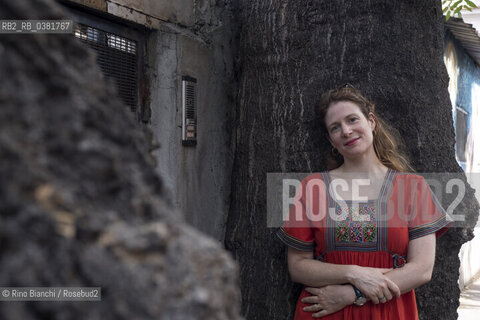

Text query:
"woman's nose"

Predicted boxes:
[[341, 124, 352, 136]]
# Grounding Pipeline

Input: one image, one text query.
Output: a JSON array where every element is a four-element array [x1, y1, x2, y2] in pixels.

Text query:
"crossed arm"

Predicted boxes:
[[287, 234, 436, 318]]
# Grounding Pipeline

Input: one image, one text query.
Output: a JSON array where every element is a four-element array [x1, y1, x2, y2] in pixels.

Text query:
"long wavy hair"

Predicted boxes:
[[316, 86, 414, 172]]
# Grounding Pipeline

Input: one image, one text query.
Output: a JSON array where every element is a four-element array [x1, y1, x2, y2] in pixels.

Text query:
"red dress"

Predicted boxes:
[[277, 169, 451, 320]]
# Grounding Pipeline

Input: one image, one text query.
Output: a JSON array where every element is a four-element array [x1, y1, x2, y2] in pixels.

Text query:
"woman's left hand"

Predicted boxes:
[[302, 285, 355, 318]]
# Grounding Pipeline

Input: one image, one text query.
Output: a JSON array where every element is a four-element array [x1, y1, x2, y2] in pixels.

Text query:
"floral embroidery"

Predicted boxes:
[[363, 223, 377, 242], [350, 222, 363, 242], [335, 205, 377, 244], [336, 207, 350, 221], [349, 206, 360, 219], [336, 221, 350, 242], [360, 206, 376, 221], [349, 206, 375, 221]]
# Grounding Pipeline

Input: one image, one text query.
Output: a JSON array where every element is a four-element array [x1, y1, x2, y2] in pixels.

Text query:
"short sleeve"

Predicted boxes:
[[276, 174, 325, 251], [276, 226, 314, 251], [408, 176, 453, 240]]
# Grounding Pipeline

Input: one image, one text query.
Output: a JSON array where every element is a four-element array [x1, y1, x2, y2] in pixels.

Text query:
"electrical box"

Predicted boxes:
[[182, 76, 197, 146]]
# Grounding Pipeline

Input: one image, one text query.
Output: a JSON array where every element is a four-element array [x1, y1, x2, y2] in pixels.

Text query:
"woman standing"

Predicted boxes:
[[277, 85, 451, 319]]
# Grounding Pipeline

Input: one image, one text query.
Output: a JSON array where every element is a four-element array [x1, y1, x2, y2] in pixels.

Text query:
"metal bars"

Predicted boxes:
[[74, 23, 138, 112]]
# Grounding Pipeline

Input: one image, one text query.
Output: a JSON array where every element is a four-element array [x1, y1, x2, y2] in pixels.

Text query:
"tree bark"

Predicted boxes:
[[225, 0, 478, 319]]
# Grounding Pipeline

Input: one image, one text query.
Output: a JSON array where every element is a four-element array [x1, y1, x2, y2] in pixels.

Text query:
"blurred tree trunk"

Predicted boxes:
[[225, 0, 478, 319], [0, 1, 242, 319]]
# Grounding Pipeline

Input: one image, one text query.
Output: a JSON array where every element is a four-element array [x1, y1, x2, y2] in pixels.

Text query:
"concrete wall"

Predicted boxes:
[[444, 29, 480, 290], [148, 23, 235, 242], [67, 0, 221, 30], [63, 0, 235, 241]]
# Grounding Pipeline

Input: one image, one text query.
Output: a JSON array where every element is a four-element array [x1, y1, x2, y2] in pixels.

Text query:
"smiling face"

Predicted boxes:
[[324, 100, 376, 161]]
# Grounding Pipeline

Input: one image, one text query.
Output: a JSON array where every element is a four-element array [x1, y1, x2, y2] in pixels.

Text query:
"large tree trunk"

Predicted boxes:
[[225, 0, 478, 319]]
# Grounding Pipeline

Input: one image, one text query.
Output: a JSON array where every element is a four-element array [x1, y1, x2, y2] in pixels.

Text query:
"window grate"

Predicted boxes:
[[74, 23, 138, 111]]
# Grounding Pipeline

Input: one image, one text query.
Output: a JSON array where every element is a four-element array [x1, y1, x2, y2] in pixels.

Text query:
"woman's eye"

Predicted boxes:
[[330, 126, 338, 132], [349, 117, 358, 123]]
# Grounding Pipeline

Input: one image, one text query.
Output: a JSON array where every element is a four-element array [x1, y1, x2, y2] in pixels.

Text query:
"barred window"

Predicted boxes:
[[74, 23, 138, 112]]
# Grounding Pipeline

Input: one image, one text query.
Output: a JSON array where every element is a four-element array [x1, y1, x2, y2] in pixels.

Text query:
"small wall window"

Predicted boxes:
[[63, 3, 148, 122], [74, 23, 138, 111]]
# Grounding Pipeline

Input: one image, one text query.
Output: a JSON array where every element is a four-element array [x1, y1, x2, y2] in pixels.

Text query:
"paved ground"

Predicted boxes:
[[458, 273, 480, 320]]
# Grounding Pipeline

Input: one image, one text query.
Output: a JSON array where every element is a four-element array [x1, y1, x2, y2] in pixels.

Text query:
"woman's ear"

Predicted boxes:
[[368, 112, 376, 132]]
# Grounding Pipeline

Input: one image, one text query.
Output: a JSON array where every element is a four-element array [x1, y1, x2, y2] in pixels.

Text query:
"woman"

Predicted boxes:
[[277, 85, 451, 319]]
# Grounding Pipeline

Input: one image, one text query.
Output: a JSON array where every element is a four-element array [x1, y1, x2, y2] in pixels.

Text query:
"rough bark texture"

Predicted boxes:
[[0, 0, 242, 319], [225, 0, 479, 319]]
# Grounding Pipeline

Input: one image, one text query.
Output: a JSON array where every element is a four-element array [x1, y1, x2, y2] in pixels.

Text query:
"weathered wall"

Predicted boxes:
[[147, 2, 234, 241], [63, 0, 235, 241], [445, 29, 480, 289], [0, 0, 242, 319], [147, 21, 235, 240], [66, 0, 194, 27]]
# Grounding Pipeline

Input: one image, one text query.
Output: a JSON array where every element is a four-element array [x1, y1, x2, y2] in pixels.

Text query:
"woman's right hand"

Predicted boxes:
[[349, 266, 401, 304]]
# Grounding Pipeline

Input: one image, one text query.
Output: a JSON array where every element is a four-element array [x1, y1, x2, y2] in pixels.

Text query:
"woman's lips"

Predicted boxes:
[[344, 138, 360, 146]]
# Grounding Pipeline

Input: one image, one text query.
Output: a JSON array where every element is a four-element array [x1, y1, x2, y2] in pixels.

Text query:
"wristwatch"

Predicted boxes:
[[351, 285, 367, 306]]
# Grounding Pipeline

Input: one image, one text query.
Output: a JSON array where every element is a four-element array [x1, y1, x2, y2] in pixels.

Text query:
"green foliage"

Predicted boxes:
[[443, 0, 478, 20]]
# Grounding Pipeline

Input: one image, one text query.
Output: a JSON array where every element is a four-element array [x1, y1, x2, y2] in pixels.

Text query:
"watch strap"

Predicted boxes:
[[351, 284, 366, 306], [352, 285, 363, 298]]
